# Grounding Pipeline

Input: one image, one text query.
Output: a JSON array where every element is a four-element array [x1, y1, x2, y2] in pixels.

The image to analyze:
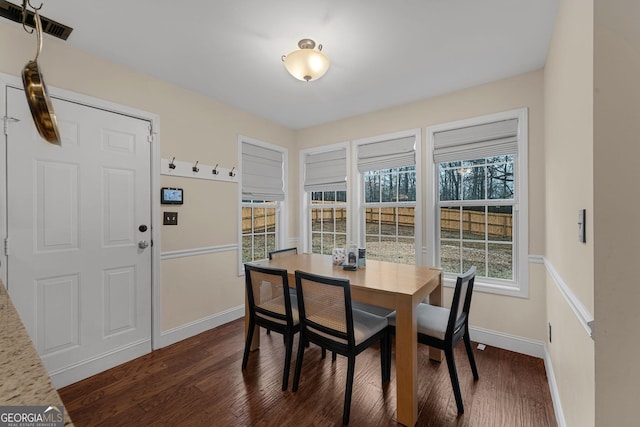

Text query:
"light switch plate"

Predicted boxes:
[[164, 212, 178, 225]]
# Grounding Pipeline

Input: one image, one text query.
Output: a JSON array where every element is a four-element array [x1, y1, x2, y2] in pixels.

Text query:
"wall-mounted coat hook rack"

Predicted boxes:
[[161, 158, 238, 183]]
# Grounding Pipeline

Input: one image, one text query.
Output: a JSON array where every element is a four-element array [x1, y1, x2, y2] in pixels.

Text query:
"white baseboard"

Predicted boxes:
[[49, 339, 151, 388], [544, 346, 567, 427], [50, 305, 245, 388], [470, 325, 545, 358], [156, 304, 245, 349]]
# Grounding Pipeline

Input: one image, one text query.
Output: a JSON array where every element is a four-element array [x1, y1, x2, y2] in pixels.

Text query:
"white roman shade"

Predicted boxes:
[[242, 142, 285, 201], [357, 135, 416, 172], [433, 118, 519, 163], [304, 148, 347, 192]]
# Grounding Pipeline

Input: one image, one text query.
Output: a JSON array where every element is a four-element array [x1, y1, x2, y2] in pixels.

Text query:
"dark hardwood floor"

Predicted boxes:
[[59, 319, 557, 426]]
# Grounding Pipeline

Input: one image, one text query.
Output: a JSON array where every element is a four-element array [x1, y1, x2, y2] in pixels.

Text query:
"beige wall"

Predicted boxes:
[[544, 0, 595, 426], [2, 16, 548, 341], [594, 1, 640, 425], [297, 70, 547, 341], [0, 20, 296, 331]]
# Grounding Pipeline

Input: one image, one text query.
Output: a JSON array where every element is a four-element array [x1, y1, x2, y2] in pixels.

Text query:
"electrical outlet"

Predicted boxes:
[[548, 322, 552, 343], [164, 212, 178, 225]]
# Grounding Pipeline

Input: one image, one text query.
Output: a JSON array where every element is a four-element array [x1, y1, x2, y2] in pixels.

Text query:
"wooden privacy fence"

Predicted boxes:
[[310, 208, 348, 224], [242, 209, 276, 234], [440, 209, 512, 239], [364, 207, 415, 227], [243, 206, 511, 239]]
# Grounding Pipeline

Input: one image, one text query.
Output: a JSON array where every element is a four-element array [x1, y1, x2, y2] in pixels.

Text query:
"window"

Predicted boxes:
[[301, 144, 348, 255], [438, 157, 514, 278], [363, 166, 417, 264], [310, 191, 347, 255], [239, 137, 287, 272], [241, 200, 277, 263], [355, 130, 421, 265], [427, 109, 528, 297]]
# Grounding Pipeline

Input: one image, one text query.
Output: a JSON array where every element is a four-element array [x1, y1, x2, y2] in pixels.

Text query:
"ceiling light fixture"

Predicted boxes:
[[282, 39, 330, 82]]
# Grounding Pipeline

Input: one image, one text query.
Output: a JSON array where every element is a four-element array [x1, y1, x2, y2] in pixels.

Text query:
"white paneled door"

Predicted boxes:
[[5, 86, 152, 387]]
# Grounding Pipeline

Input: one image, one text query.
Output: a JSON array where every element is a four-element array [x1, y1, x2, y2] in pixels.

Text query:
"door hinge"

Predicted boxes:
[[3, 116, 20, 135], [147, 122, 155, 143], [4, 237, 9, 256]]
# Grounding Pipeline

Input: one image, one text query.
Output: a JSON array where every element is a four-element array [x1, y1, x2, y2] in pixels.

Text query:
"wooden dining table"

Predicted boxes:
[[247, 253, 442, 427]]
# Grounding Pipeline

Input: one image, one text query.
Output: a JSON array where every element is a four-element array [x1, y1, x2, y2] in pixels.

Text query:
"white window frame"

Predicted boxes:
[[353, 129, 422, 265], [237, 135, 288, 275], [300, 142, 350, 254], [425, 108, 528, 297]]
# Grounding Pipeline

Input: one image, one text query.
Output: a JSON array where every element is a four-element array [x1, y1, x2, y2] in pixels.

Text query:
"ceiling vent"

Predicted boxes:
[[0, 0, 72, 40]]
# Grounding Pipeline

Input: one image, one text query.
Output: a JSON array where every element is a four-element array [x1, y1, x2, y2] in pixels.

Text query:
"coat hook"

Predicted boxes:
[[229, 167, 236, 177], [212, 164, 219, 175], [27, 0, 43, 10], [192, 161, 199, 173], [21, 0, 33, 34], [169, 157, 176, 169]]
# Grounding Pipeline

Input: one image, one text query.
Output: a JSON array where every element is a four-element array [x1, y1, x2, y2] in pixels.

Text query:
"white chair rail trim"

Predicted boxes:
[[161, 244, 238, 260], [540, 255, 594, 338]]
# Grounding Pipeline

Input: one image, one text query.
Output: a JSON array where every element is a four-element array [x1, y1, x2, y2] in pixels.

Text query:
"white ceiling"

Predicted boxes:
[[37, 0, 559, 129]]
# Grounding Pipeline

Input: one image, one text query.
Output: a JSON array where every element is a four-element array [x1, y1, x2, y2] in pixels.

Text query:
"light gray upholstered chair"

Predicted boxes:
[[387, 266, 479, 414]]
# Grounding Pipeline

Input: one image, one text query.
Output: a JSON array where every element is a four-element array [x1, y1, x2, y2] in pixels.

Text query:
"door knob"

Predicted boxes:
[[138, 240, 149, 249]]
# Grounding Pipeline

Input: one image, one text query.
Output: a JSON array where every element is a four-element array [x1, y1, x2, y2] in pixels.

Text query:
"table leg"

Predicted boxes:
[[395, 295, 418, 427], [428, 278, 444, 362]]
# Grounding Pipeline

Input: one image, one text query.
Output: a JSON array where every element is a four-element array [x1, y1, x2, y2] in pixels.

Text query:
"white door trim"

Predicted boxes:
[[0, 72, 163, 352]]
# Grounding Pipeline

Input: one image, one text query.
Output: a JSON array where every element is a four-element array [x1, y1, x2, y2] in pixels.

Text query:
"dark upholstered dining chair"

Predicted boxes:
[[265, 247, 298, 335], [387, 266, 479, 414], [242, 263, 299, 391], [268, 247, 298, 259], [292, 270, 390, 425]]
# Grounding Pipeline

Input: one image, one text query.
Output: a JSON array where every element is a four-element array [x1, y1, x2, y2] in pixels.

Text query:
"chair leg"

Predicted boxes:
[[242, 318, 255, 370], [445, 347, 464, 414], [282, 332, 294, 391], [332, 351, 337, 362], [292, 334, 306, 392], [463, 333, 479, 380], [380, 333, 390, 383], [385, 331, 393, 381], [321, 347, 326, 359], [343, 356, 356, 425], [266, 329, 271, 335]]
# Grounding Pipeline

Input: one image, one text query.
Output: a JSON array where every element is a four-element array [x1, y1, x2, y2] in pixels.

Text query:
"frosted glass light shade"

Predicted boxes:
[[283, 39, 330, 82]]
